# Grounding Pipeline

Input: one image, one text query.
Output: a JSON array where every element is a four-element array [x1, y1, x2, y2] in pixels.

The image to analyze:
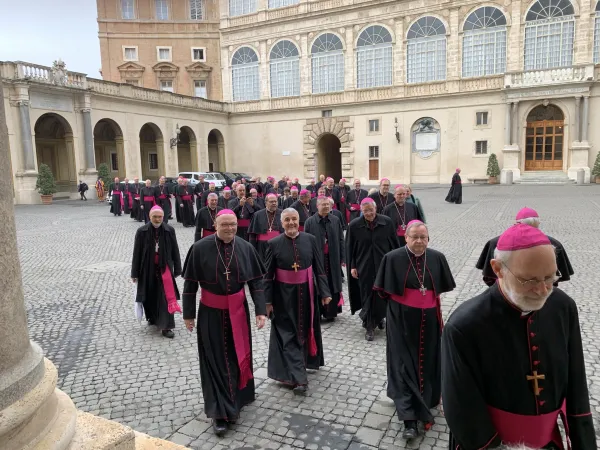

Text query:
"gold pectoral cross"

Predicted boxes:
[[224, 269, 231, 281], [291, 262, 300, 272], [526, 371, 545, 396]]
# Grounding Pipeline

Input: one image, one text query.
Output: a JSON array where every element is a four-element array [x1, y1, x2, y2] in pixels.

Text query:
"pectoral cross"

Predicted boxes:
[[268, 227, 272, 232], [291, 262, 301, 272], [419, 285, 427, 296], [526, 371, 545, 396], [401, 224, 406, 230], [223, 269, 231, 281], [155, 242, 159, 253]]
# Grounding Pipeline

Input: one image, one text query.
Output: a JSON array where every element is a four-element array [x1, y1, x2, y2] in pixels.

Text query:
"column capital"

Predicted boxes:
[[575, 96, 581, 104], [78, 107, 92, 113], [9, 99, 29, 107]]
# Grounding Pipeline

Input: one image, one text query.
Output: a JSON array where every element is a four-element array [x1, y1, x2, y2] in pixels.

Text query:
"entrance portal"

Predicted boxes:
[[139, 123, 164, 181], [207, 129, 225, 172], [316, 133, 342, 182], [525, 105, 564, 171], [177, 126, 197, 172], [34, 113, 76, 196], [94, 119, 125, 179]]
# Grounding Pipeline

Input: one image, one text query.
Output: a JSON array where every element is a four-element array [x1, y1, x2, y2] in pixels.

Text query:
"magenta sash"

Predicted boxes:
[[202, 229, 215, 238], [390, 288, 436, 309], [126, 191, 133, 209], [275, 267, 317, 357], [298, 225, 304, 232], [181, 195, 193, 201], [154, 254, 180, 315], [257, 230, 280, 241], [200, 288, 253, 389], [338, 292, 344, 307], [349, 203, 360, 211], [487, 400, 569, 449], [113, 190, 124, 209], [158, 194, 168, 200], [143, 196, 156, 207], [396, 225, 406, 237], [238, 219, 250, 227]]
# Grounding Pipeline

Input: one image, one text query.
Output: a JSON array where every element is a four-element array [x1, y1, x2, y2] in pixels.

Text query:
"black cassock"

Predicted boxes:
[[248, 208, 282, 263], [374, 247, 455, 424], [200, 189, 218, 208], [110, 183, 124, 216], [182, 236, 266, 421], [194, 206, 222, 242], [346, 188, 368, 222], [131, 223, 181, 330], [304, 214, 345, 319], [309, 197, 319, 216], [123, 183, 132, 214], [369, 192, 395, 214], [336, 185, 350, 224], [445, 173, 462, 204], [194, 181, 210, 211], [291, 200, 312, 229], [476, 234, 574, 287], [442, 284, 596, 450], [330, 209, 346, 230], [306, 184, 317, 197], [283, 196, 297, 209], [140, 187, 157, 223], [155, 184, 172, 224], [264, 233, 331, 386], [229, 198, 260, 240], [382, 201, 424, 246], [177, 185, 195, 227], [346, 215, 399, 327], [130, 183, 143, 221]]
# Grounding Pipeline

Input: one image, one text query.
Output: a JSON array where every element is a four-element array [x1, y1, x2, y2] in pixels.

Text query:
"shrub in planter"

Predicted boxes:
[[487, 153, 501, 184], [35, 164, 57, 204], [592, 152, 600, 183]]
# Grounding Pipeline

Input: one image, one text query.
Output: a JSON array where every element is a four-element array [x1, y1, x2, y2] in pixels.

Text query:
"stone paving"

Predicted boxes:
[[15, 184, 600, 449]]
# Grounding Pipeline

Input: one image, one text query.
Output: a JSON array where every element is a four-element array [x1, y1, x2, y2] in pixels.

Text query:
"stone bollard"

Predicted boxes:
[[577, 169, 585, 185], [505, 171, 513, 185]]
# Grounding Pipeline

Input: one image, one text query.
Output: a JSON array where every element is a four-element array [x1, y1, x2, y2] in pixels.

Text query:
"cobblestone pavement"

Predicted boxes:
[[16, 185, 600, 449]]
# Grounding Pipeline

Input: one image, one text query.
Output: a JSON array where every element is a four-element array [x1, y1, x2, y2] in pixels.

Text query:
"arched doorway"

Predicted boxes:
[[207, 129, 225, 172], [94, 119, 125, 179], [177, 126, 197, 172], [316, 133, 342, 182], [139, 123, 164, 181], [525, 104, 564, 171], [34, 113, 76, 196]]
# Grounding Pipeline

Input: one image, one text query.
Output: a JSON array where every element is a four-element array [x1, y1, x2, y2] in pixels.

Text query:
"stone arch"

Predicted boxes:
[[139, 123, 164, 182], [460, 4, 511, 30], [316, 133, 342, 182], [177, 126, 197, 172], [34, 113, 76, 197], [303, 116, 354, 180], [207, 129, 225, 172], [94, 118, 125, 179]]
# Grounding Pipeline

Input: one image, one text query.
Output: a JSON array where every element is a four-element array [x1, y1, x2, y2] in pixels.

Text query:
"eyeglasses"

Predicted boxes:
[[219, 223, 237, 228], [407, 235, 428, 242], [501, 263, 560, 288]]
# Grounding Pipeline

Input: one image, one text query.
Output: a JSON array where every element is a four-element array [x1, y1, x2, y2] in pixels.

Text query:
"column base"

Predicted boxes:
[[501, 168, 521, 184], [569, 142, 591, 183], [14, 171, 40, 205], [501, 145, 521, 184], [79, 171, 99, 201]]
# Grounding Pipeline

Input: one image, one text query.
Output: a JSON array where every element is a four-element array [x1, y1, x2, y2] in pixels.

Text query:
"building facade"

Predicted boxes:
[[97, 0, 223, 101]]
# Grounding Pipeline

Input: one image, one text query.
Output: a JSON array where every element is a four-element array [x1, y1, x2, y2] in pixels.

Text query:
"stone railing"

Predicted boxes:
[[505, 65, 595, 88], [2, 61, 87, 89]]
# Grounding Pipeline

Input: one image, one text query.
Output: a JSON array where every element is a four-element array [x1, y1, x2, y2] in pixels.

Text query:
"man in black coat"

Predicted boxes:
[[347, 179, 368, 222], [383, 185, 424, 246], [131, 205, 182, 339], [194, 175, 210, 211]]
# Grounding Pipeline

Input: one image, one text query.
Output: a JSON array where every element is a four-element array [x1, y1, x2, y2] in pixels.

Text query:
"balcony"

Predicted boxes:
[[504, 65, 595, 89], [1, 61, 87, 89]]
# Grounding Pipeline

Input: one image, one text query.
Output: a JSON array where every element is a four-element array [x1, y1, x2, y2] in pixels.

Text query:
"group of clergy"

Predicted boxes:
[[130, 172, 596, 449]]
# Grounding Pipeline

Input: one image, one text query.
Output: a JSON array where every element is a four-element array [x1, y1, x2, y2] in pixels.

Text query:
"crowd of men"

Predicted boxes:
[[128, 173, 595, 449]]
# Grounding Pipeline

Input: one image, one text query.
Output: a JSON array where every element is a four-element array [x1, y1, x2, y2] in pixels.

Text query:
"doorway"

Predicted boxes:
[[525, 105, 564, 171], [316, 133, 342, 182]]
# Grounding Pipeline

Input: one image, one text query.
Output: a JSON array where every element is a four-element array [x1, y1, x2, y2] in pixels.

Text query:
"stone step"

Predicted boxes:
[[516, 171, 574, 184]]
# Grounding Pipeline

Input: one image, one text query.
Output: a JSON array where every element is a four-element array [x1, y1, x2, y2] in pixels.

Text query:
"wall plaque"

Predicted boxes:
[[30, 92, 73, 112]]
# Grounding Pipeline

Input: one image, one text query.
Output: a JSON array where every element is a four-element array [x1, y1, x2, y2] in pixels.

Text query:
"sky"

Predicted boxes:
[[0, 0, 101, 76]]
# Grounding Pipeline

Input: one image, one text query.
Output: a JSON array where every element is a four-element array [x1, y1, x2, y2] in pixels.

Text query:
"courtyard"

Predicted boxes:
[[15, 184, 600, 449]]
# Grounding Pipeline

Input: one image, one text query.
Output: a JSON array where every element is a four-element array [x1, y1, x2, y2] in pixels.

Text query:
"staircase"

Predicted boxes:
[[516, 171, 574, 185]]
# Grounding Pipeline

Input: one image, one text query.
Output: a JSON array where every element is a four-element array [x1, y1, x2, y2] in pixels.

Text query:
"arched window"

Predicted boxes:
[[407, 17, 447, 83], [231, 47, 259, 102], [229, 0, 257, 17], [462, 7, 507, 77], [268, 0, 298, 8], [356, 25, 393, 89], [524, 0, 574, 70], [311, 33, 345, 94], [270, 40, 300, 98], [594, 2, 600, 63]]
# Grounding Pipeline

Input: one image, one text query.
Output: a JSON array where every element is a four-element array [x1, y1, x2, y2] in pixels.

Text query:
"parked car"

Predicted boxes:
[[218, 172, 236, 187], [178, 172, 226, 190], [233, 172, 253, 181], [206, 172, 227, 190]]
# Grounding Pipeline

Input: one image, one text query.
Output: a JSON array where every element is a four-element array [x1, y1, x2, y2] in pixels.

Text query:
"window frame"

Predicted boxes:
[[269, 40, 301, 98], [155, 0, 169, 20], [231, 46, 260, 102], [190, 0, 204, 20], [149, 153, 159, 171], [322, 110, 333, 118], [229, 0, 257, 17], [368, 118, 381, 135], [407, 16, 447, 84], [156, 46, 172, 62], [368, 145, 380, 159], [121, 0, 136, 19], [160, 80, 174, 92], [194, 80, 208, 98], [461, 7, 507, 78], [475, 111, 490, 127], [191, 47, 206, 62], [122, 46, 138, 62], [474, 140, 489, 156], [356, 25, 394, 89], [594, 6, 600, 63], [111, 152, 119, 171], [268, 0, 298, 8], [311, 33, 345, 94]]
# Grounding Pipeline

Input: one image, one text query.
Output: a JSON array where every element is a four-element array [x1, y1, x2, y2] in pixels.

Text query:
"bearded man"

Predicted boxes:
[[442, 224, 596, 449], [131, 206, 182, 339]]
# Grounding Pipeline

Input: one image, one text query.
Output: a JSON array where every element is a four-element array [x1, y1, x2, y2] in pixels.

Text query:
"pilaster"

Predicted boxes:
[[508, 0, 522, 72], [446, 8, 460, 80], [300, 33, 310, 96], [344, 28, 355, 90], [574, 0, 593, 65], [259, 40, 269, 99], [394, 19, 405, 86]]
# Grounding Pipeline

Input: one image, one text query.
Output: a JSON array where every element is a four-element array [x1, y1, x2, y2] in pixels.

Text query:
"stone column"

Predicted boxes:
[[574, 96, 581, 142], [582, 96, 589, 142], [505, 102, 512, 146], [259, 40, 269, 100], [511, 102, 519, 146], [344, 28, 355, 90], [82, 109, 96, 170], [17, 101, 36, 171], [299, 33, 310, 96]]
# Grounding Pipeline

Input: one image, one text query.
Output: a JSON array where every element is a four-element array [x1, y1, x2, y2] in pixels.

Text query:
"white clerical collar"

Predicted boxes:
[[406, 246, 425, 258]]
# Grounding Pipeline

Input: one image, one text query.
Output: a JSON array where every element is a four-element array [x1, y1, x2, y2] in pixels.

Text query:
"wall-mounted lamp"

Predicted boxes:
[[394, 118, 400, 143], [170, 123, 181, 149]]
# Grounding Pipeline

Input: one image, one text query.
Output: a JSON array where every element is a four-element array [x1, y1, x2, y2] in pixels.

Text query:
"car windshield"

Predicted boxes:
[[212, 173, 225, 180], [224, 173, 235, 179], [203, 174, 215, 180]]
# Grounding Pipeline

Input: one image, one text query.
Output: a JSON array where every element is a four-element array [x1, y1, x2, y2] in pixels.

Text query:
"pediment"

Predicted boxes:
[[186, 62, 213, 74], [152, 62, 180, 73], [117, 62, 145, 73]]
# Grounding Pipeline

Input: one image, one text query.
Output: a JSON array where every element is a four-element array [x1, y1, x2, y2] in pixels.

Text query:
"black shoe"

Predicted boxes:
[[365, 330, 374, 341], [378, 319, 385, 330], [293, 385, 308, 396], [325, 318, 335, 323], [147, 318, 156, 326], [161, 330, 174, 339], [402, 421, 418, 439], [212, 419, 227, 436]]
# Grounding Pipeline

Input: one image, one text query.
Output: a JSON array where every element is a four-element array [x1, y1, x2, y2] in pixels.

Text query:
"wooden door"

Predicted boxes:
[[525, 120, 564, 171], [369, 159, 379, 180]]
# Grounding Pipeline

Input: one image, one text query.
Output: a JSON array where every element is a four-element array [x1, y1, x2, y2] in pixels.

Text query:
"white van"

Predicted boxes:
[[178, 172, 226, 190]]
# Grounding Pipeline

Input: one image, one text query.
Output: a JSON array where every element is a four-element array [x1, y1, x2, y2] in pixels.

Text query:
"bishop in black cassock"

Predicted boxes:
[[442, 224, 596, 449], [265, 208, 331, 395], [176, 181, 195, 227], [383, 185, 424, 247], [122, 179, 132, 214], [140, 181, 157, 224], [346, 180, 368, 222], [346, 198, 399, 340], [445, 168, 462, 204], [155, 178, 172, 224], [182, 209, 267, 436], [374, 220, 455, 439], [248, 194, 282, 263], [229, 195, 260, 240], [200, 184, 218, 208], [369, 178, 394, 213], [476, 207, 574, 287], [110, 178, 124, 216], [291, 192, 312, 231], [194, 193, 222, 242], [130, 180, 143, 221], [304, 198, 345, 321], [194, 178, 210, 211]]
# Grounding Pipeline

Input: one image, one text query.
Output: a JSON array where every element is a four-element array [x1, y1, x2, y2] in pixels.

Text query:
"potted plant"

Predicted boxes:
[[35, 163, 57, 204], [487, 153, 500, 184], [592, 152, 600, 183], [97, 162, 110, 181]]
